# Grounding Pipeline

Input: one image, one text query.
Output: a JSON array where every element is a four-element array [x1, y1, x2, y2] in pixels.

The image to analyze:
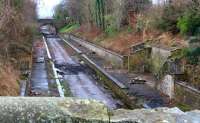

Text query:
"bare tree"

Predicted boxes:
[[0, 0, 36, 59]]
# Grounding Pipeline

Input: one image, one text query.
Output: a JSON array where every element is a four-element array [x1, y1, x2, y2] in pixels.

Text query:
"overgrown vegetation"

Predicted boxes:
[[55, 0, 200, 88], [185, 48, 200, 64], [180, 1, 200, 35], [0, 0, 37, 95], [54, 0, 151, 36], [54, 2, 69, 29], [176, 103, 192, 111], [55, 0, 200, 44], [137, 0, 200, 82], [59, 23, 80, 33]]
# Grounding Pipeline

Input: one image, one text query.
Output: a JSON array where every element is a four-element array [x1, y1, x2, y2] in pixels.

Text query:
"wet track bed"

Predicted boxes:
[[29, 40, 60, 97], [29, 41, 49, 96], [46, 37, 123, 109], [62, 35, 172, 108]]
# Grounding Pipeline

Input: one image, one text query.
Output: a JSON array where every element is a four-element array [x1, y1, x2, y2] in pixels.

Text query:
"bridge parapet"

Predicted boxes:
[[38, 19, 54, 24], [0, 97, 199, 123]]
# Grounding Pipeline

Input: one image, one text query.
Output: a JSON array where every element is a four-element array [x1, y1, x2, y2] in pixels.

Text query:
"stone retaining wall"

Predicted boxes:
[[81, 54, 137, 109], [128, 48, 150, 73], [175, 82, 200, 110], [66, 34, 126, 68]]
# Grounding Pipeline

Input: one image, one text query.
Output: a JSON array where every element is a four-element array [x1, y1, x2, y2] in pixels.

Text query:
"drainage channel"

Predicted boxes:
[[45, 36, 124, 109], [28, 40, 49, 96], [27, 37, 63, 97]]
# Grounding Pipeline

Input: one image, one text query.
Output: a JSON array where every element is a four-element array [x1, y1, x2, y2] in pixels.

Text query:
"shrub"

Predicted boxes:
[[135, 15, 146, 33], [104, 25, 118, 37], [147, 1, 189, 33], [157, 5, 184, 33], [186, 48, 200, 65], [59, 23, 80, 33], [13, 0, 24, 10], [105, 15, 116, 28], [159, 5, 176, 31], [177, 10, 200, 36], [127, 25, 133, 33], [104, 15, 118, 36], [54, 3, 69, 28]]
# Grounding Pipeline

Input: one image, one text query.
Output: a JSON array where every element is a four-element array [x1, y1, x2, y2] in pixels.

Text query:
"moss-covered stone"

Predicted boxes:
[[0, 97, 109, 123], [175, 83, 200, 110], [0, 97, 199, 123]]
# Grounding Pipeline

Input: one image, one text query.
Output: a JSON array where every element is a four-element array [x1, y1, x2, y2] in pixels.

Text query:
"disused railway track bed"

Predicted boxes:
[[61, 35, 171, 109], [45, 36, 122, 109]]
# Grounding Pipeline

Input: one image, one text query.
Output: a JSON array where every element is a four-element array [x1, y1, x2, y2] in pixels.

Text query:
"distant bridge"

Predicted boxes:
[[37, 19, 55, 26], [37, 18, 57, 34]]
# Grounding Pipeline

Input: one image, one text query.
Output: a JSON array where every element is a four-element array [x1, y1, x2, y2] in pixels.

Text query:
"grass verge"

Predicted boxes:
[[59, 23, 80, 33], [60, 80, 73, 97]]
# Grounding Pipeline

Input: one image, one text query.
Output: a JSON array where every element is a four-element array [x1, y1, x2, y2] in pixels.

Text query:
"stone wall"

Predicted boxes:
[[175, 82, 200, 110], [183, 65, 200, 89], [150, 47, 171, 77], [128, 45, 173, 76], [128, 48, 150, 73], [0, 97, 199, 123], [81, 54, 136, 109], [68, 34, 125, 68]]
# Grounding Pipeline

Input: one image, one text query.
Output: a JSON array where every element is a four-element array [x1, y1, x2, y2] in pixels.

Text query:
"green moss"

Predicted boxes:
[[20, 75, 28, 80], [169, 49, 187, 60], [129, 51, 146, 72], [60, 80, 73, 97], [105, 25, 118, 37], [176, 103, 192, 111], [59, 24, 80, 33]]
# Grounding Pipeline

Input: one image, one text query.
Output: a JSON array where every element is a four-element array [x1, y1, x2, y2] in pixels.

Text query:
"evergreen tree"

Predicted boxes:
[[95, 0, 105, 30]]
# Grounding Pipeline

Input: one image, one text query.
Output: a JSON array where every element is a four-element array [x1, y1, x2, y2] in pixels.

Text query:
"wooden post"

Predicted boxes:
[[128, 55, 130, 72]]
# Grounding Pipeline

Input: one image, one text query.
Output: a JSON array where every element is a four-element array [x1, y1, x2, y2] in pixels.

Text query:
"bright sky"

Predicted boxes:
[[152, 0, 166, 4], [36, 0, 162, 19], [36, 0, 63, 19]]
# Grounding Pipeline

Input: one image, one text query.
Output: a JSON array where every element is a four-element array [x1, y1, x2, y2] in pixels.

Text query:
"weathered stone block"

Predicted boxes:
[[0, 97, 199, 123]]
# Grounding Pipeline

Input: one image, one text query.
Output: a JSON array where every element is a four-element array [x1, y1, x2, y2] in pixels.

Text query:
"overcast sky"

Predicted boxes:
[[152, 0, 167, 4], [36, 0, 63, 19], [36, 0, 162, 19]]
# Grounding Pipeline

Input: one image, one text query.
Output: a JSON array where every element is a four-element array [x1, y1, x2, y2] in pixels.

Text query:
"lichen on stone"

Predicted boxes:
[[0, 97, 199, 123]]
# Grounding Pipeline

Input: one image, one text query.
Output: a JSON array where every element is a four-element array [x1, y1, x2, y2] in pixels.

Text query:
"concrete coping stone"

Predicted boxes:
[[60, 36, 126, 89], [0, 97, 199, 123], [81, 54, 127, 89]]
